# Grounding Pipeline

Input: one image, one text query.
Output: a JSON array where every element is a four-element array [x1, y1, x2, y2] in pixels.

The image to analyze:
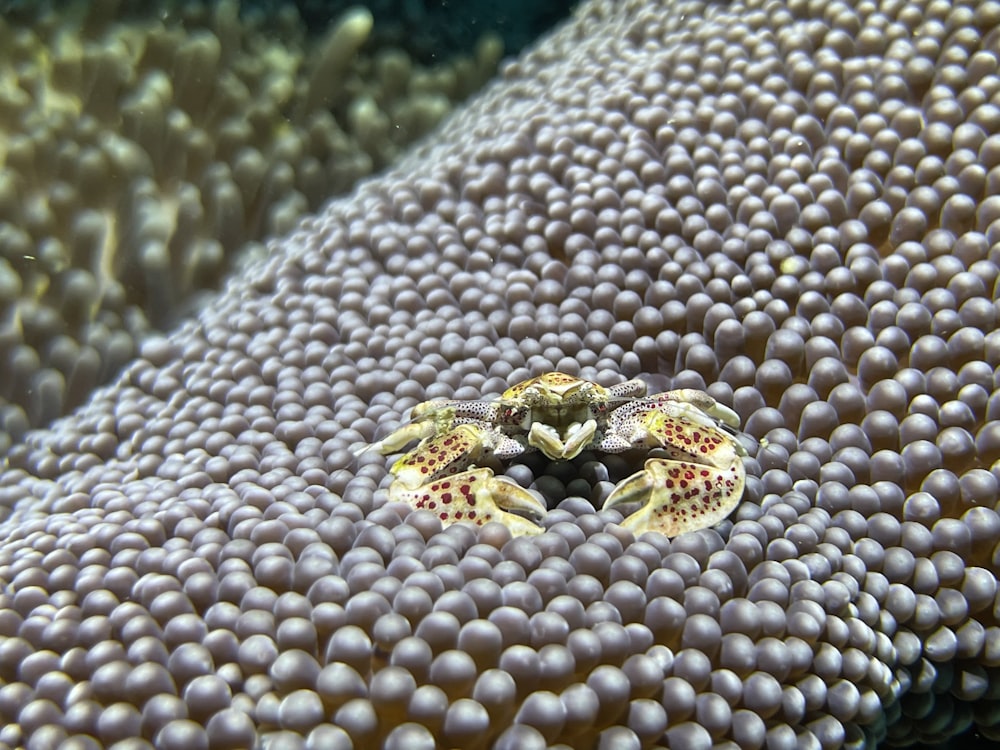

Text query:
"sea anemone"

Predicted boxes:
[[1, 0, 999, 747]]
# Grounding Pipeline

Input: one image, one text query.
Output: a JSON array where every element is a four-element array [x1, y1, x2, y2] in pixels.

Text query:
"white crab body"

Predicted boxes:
[[361, 372, 749, 537]]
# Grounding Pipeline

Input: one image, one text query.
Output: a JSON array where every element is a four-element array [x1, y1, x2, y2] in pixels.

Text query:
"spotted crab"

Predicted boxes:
[[360, 372, 749, 537]]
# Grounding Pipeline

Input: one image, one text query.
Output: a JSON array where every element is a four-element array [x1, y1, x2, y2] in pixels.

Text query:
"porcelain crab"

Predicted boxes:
[[360, 372, 749, 537]]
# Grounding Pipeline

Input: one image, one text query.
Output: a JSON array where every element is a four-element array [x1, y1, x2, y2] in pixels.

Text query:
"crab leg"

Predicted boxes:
[[355, 402, 469, 457], [662, 389, 741, 429], [389, 467, 545, 536], [595, 390, 741, 453], [600, 390, 748, 537], [372, 423, 545, 536], [356, 419, 440, 456], [603, 457, 745, 537]]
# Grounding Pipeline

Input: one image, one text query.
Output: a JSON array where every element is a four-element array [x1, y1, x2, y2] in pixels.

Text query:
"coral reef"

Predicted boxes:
[[0, 0, 502, 451], [1, 0, 1000, 747], [288, 0, 579, 64]]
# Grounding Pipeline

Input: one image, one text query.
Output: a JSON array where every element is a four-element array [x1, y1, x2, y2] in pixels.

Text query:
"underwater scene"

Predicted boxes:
[[0, 0, 999, 747]]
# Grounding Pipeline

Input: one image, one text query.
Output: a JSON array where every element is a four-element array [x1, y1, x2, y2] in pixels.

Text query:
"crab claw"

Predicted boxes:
[[389, 467, 546, 536], [603, 457, 745, 537]]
